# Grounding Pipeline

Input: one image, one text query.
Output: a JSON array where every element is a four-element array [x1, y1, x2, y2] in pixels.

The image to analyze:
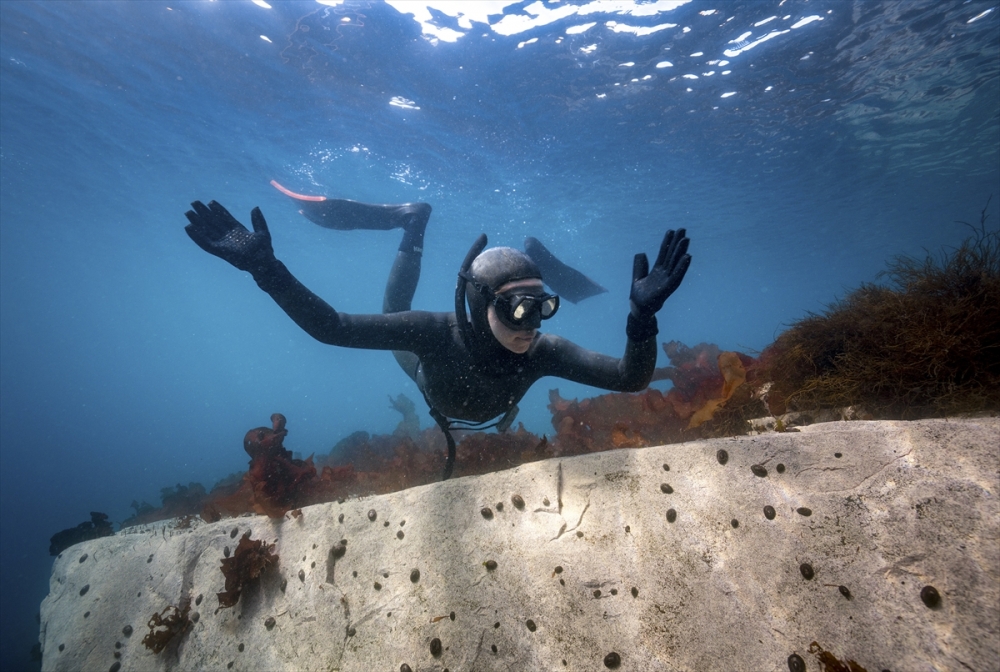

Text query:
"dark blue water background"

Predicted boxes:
[[1, 0, 997, 667]]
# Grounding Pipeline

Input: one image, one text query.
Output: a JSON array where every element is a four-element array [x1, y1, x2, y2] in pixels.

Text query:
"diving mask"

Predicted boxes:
[[491, 290, 560, 330]]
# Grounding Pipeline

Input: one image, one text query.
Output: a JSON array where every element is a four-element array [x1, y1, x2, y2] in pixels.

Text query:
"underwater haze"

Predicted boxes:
[[1, 0, 997, 668]]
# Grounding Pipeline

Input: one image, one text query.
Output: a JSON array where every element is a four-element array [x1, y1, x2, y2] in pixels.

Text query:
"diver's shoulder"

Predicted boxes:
[[531, 331, 572, 353], [411, 310, 459, 329]]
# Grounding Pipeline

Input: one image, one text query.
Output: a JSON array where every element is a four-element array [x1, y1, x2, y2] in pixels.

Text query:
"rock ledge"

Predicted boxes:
[[40, 418, 1000, 671]]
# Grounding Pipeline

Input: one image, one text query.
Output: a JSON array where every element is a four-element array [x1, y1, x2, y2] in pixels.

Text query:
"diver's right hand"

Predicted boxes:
[[184, 201, 277, 277]]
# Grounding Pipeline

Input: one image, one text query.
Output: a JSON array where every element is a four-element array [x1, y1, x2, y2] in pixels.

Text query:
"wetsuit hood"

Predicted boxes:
[[465, 246, 543, 337], [469, 246, 543, 290]]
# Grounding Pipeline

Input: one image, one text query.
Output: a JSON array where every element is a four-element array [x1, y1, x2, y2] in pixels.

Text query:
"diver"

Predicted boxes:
[[184, 184, 691, 479]]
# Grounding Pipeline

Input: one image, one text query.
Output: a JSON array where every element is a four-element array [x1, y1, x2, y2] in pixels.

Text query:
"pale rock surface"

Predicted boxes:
[[40, 418, 999, 671]]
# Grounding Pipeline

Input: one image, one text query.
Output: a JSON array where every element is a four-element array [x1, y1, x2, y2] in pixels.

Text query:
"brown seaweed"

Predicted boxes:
[[141, 598, 192, 653], [808, 641, 869, 672], [754, 205, 1000, 419], [217, 531, 278, 608]]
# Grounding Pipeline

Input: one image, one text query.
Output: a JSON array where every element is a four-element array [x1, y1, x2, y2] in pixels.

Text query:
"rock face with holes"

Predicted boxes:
[[40, 418, 999, 671]]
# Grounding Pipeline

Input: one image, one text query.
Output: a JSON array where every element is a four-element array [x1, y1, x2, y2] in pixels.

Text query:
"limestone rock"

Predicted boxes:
[[40, 418, 999, 671]]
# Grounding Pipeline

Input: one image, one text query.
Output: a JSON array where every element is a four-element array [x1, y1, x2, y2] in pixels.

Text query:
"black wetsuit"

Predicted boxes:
[[186, 198, 689, 478], [254, 250, 657, 424]]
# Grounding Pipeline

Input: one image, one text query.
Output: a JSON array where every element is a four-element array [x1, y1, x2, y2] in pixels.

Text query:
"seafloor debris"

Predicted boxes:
[[217, 531, 278, 608], [141, 598, 192, 653], [49, 512, 114, 556]]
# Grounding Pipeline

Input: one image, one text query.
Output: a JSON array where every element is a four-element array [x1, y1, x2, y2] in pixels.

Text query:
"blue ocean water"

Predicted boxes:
[[0, 0, 996, 667]]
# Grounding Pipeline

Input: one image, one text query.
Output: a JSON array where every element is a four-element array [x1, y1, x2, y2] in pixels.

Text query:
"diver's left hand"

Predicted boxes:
[[629, 229, 691, 317]]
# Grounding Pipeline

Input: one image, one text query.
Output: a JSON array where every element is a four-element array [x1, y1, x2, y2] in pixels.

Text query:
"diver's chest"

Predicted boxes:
[[423, 357, 531, 399]]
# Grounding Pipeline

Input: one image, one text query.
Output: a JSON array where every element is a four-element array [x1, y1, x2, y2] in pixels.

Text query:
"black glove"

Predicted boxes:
[[184, 201, 278, 279], [629, 228, 691, 317], [626, 229, 691, 341]]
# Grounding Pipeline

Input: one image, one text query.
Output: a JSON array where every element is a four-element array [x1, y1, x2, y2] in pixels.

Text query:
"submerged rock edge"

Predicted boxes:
[[40, 418, 1000, 672]]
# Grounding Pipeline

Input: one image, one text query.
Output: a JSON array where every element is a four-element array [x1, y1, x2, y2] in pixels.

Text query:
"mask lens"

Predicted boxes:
[[498, 293, 558, 325], [540, 296, 559, 318]]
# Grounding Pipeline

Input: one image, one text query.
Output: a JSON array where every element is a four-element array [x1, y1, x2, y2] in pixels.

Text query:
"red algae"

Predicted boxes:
[[217, 531, 278, 608], [132, 342, 757, 525]]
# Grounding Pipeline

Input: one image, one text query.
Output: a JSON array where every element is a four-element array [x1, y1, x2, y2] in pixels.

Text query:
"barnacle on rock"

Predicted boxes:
[[921, 585, 942, 608]]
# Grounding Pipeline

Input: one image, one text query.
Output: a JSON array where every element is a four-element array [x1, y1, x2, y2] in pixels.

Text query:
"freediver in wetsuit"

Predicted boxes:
[[184, 188, 691, 479]]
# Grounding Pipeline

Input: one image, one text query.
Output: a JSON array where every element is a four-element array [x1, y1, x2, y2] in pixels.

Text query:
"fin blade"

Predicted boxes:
[[524, 237, 608, 304], [270, 180, 427, 231]]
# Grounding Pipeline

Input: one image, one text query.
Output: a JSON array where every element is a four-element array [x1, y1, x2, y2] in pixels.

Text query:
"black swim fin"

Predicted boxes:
[[271, 180, 430, 231], [524, 237, 608, 304]]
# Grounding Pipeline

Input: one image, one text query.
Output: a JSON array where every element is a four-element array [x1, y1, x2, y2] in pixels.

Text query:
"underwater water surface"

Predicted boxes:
[[0, 0, 997, 668]]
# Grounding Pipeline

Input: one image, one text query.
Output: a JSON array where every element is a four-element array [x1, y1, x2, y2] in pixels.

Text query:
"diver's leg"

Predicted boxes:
[[383, 203, 430, 312], [384, 204, 431, 381], [272, 180, 433, 233]]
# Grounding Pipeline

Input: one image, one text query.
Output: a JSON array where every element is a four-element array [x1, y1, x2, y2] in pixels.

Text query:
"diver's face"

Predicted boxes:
[[487, 278, 543, 354]]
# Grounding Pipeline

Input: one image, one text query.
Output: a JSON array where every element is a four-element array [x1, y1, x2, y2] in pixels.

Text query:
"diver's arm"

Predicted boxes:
[[184, 200, 442, 351], [536, 332, 658, 392], [534, 228, 691, 391], [254, 263, 448, 350]]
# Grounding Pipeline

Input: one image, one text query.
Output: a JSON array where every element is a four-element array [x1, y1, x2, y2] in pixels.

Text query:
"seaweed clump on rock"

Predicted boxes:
[[142, 598, 192, 653], [755, 202, 1000, 419], [123, 483, 209, 528], [200, 413, 317, 520], [49, 512, 114, 556], [217, 531, 278, 608]]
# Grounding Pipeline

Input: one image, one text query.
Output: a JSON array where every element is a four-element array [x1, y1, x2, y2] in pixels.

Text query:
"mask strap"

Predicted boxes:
[[455, 234, 489, 350]]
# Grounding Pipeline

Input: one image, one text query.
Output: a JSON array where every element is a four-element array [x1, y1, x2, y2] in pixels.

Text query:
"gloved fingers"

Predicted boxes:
[[656, 228, 689, 270], [666, 232, 690, 272], [632, 252, 649, 283], [250, 207, 270, 238], [665, 253, 692, 294], [185, 206, 223, 243], [187, 201, 228, 239], [654, 229, 676, 268], [208, 201, 244, 232], [190, 200, 212, 217], [184, 222, 218, 255]]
